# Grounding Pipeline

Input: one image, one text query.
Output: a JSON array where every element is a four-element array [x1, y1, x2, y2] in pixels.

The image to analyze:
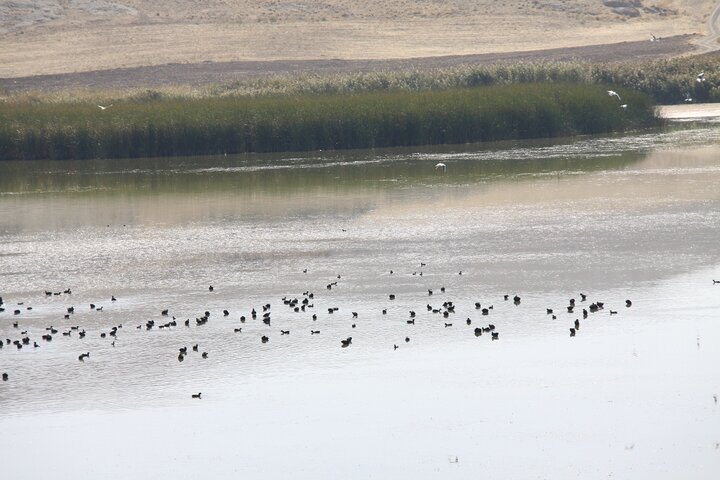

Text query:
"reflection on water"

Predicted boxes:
[[0, 124, 719, 415]]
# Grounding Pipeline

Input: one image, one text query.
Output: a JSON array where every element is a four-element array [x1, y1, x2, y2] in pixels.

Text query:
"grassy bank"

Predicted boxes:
[[204, 54, 720, 105], [6, 53, 717, 106], [0, 84, 654, 161]]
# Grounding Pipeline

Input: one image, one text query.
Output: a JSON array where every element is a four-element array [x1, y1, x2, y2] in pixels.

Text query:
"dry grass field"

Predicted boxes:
[[0, 0, 716, 78]]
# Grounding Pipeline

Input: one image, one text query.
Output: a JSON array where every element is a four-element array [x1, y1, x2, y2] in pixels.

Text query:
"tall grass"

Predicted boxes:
[[0, 84, 655, 161]]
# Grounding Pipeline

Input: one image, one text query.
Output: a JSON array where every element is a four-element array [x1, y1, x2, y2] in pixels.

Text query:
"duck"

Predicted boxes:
[[201, 352, 208, 359], [2, 373, 7, 381], [311, 330, 320, 335], [625, 299, 632, 307], [261, 336, 269, 344], [192, 392, 202, 399], [78, 352, 90, 361], [340, 337, 352, 348], [491, 332, 499, 340], [569, 328, 576, 337], [281, 330, 290, 335]]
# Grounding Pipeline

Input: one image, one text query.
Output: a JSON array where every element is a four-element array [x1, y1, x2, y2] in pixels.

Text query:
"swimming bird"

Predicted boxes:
[[2, 373, 7, 381], [192, 392, 202, 399], [97, 104, 113, 110], [78, 352, 90, 361], [201, 352, 208, 359], [341, 337, 352, 348], [435, 162, 447, 172]]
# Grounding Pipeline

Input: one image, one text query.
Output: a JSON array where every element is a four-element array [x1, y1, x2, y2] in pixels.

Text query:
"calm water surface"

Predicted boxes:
[[1, 126, 719, 479]]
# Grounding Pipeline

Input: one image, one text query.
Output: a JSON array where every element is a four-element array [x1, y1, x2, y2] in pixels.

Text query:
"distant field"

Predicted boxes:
[[0, 0, 714, 77]]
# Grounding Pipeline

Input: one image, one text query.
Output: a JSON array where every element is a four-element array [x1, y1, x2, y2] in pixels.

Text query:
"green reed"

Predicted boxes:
[[0, 84, 655, 161]]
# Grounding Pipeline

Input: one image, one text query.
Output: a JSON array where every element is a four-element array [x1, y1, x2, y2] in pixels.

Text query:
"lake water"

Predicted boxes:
[[1, 125, 719, 479]]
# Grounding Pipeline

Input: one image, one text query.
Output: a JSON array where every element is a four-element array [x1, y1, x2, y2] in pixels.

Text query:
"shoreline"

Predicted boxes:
[[657, 103, 720, 120]]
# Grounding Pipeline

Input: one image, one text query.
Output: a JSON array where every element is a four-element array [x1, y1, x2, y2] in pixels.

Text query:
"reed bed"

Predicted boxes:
[[0, 84, 654, 161], [5, 53, 717, 105]]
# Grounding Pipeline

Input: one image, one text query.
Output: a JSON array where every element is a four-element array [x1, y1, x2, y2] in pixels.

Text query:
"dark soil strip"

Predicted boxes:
[[0, 34, 698, 94]]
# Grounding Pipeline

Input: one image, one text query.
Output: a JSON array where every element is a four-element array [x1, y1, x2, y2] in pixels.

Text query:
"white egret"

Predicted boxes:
[[607, 90, 622, 102], [684, 93, 693, 103], [435, 162, 447, 172], [97, 104, 113, 110], [697, 72, 705, 83], [650, 33, 658, 42]]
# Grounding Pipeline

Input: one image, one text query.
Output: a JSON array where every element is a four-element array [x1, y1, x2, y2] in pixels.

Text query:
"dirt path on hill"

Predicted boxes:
[[0, 34, 699, 95]]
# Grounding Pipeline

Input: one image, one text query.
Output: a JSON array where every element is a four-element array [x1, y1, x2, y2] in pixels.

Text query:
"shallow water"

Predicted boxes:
[[1, 125, 719, 479]]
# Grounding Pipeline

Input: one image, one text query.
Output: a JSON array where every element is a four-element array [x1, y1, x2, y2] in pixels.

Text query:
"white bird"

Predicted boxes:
[[696, 72, 705, 83], [650, 33, 658, 42], [620, 104, 628, 110], [97, 104, 114, 110], [607, 90, 622, 102], [684, 93, 693, 103], [435, 162, 447, 172]]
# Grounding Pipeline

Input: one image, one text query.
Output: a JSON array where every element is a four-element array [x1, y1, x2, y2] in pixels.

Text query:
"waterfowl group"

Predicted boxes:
[[0, 271, 648, 401]]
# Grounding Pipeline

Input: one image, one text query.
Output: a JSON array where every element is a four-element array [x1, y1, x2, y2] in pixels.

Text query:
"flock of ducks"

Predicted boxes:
[[0, 272, 675, 397]]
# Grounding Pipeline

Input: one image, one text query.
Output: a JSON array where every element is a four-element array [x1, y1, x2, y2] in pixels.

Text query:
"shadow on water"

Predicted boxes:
[[0, 134, 653, 196]]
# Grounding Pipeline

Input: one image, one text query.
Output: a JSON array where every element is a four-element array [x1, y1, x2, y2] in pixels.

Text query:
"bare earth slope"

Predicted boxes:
[[0, 1, 717, 93], [0, 34, 698, 94]]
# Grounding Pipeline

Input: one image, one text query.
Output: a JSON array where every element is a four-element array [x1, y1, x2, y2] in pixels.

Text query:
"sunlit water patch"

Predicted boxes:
[[1, 124, 719, 480]]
